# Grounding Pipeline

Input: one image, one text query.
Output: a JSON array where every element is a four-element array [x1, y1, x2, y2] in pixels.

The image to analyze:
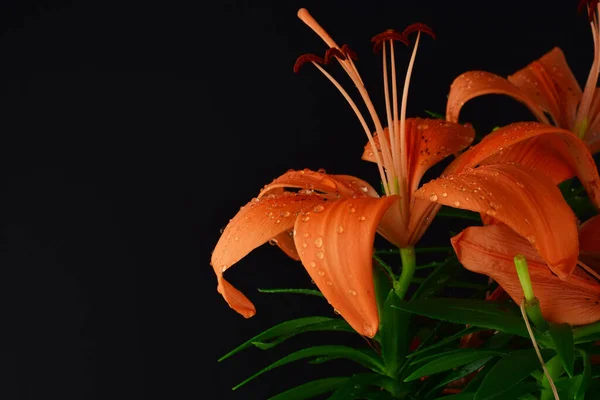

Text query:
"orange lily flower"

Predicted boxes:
[[211, 9, 475, 337], [446, 2, 600, 156], [450, 220, 600, 325]]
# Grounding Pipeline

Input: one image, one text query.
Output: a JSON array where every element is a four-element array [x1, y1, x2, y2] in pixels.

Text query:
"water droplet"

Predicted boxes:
[[358, 216, 366, 221], [317, 251, 324, 259], [234, 236, 240, 242], [303, 232, 309, 238], [281, 211, 290, 217], [268, 239, 278, 246], [302, 243, 308, 248], [336, 225, 344, 234], [526, 235, 536, 244], [453, 201, 461, 207], [349, 207, 356, 213], [349, 289, 357, 296], [326, 280, 333, 286], [429, 194, 438, 201], [301, 216, 310, 222], [317, 269, 325, 276], [360, 186, 368, 192], [485, 209, 496, 216], [309, 261, 316, 268], [516, 181, 524, 188], [333, 308, 341, 315], [275, 219, 281, 224], [313, 204, 324, 213], [314, 237, 323, 248], [441, 192, 448, 198]]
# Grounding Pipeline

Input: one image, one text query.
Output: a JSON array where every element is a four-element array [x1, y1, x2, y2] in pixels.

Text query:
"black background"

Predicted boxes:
[[0, 1, 592, 399]]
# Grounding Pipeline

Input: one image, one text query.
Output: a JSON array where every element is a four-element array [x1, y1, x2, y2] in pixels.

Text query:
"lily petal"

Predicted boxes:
[[507, 47, 582, 129], [446, 71, 549, 124], [211, 193, 326, 317], [416, 164, 579, 279], [452, 224, 600, 325], [362, 118, 475, 192], [579, 215, 600, 271], [293, 195, 399, 337], [445, 122, 600, 209], [259, 169, 368, 199]]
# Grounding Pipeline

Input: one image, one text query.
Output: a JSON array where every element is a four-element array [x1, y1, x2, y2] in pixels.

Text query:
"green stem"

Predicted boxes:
[[514, 254, 549, 331], [573, 320, 600, 341], [394, 246, 416, 300]]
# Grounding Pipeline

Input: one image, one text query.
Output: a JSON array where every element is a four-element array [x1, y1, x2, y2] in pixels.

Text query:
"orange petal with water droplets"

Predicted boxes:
[[259, 169, 369, 199], [211, 193, 325, 318], [416, 164, 579, 279], [452, 224, 600, 325], [446, 71, 549, 124], [445, 122, 600, 209], [362, 118, 475, 192], [508, 47, 582, 129], [272, 230, 300, 260], [293, 195, 399, 337]]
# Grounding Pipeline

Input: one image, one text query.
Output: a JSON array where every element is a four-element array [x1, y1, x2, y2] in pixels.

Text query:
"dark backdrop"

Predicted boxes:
[[0, 1, 591, 399]]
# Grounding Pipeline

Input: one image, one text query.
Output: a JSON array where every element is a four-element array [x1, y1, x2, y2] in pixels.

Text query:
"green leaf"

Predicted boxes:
[[424, 356, 495, 399], [258, 288, 324, 297], [424, 109, 444, 119], [404, 349, 504, 382], [251, 320, 355, 350], [572, 349, 591, 400], [434, 393, 474, 400], [327, 373, 402, 400], [474, 348, 555, 400], [381, 290, 410, 378], [219, 317, 348, 361], [408, 326, 483, 359], [393, 298, 529, 337], [233, 346, 385, 390], [412, 258, 461, 300], [436, 206, 481, 222], [548, 323, 575, 378], [267, 377, 349, 400]]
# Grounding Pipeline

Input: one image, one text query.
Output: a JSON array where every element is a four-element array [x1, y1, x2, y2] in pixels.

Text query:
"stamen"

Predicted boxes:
[[371, 29, 408, 53], [293, 54, 325, 73], [340, 44, 358, 61], [579, 0, 599, 21], [310, 61, 390, 194], [324, 48, 347, 64], [402, 23, 436, 40], [575, 6, 600, 136], [399, 32, 422, 220], [578, 259, 600, 282]]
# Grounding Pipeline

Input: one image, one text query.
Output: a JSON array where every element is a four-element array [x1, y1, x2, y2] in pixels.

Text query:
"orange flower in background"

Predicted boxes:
[[450, 219, 600, 325], [211, 9, 475, 338], [446, 2, 600, 152]]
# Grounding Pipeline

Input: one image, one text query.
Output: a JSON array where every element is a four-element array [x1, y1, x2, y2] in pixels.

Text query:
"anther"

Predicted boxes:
[[293, 53, 325, 73], [340, 44, 358, 61], [579, 0, 599, 21], [402, 23, 436, 40], [324, 48, 346, 64], [371, 29, 409, 53]]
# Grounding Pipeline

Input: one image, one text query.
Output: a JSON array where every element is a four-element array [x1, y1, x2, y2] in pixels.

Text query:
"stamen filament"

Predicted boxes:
[[576, 5, 600, 137], [382, 45, 397, 188], [399, 32, 421, 220], [390, 40, 402, 181], [310, 61, 390, 194], [578, 259, 600, 282]]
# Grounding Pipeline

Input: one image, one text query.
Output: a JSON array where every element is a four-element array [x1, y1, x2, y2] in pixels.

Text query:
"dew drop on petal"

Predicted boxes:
[[336, 225, 344, 234], [281, 211, 291, 217], [486, 209, 496, 216], [313, 204, 324, 213], [302, 242, 308, 248], [358, 216, 366, 221], [349, 289, 357, 296], [429, 194, 438, 201], [234, 236, 240, 242], [309, 261, 317, 268], [314, 237, 323, 248], [317, 269, 326, 276], [303, 232, 309, 238], [317, 251, 324, 259], [302, 216, 310, 222], [453, 201, 460, 207], [349, 207, 356, 213], [326, 280, 333, 286], [441, 192, 448, 198]]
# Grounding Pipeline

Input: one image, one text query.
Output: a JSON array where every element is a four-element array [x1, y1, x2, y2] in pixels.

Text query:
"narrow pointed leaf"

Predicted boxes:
[[233, 346, 385, 390], [404, 350, 504, 382], [424, 356, 495, 398], [257, 288, 324, 297], [474, 348, 555, 400], [412, 257, 460, 300], [393, 298, 528, 337], [573, 349, 592, 400], [548, 323, 575, 378], [219, 317, 337, 361], [327, 373, 401, 400], [251, 320, 355, 350], [267, 377, 349, 400], [407, 326, 484, 359]]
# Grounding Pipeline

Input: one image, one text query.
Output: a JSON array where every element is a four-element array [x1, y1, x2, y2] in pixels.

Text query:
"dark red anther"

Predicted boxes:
[[371, 29, 409, 53], [340, 44, 358, 61], [293, 54, 325, 73], [402, 23, 436, 40], [324, 48, 346, 64], [579, 0, 599, 21]]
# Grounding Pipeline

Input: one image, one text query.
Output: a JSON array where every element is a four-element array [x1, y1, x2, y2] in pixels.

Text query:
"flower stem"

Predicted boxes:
[[394, 246, 416, 299], [514, 255, 549, 331]]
